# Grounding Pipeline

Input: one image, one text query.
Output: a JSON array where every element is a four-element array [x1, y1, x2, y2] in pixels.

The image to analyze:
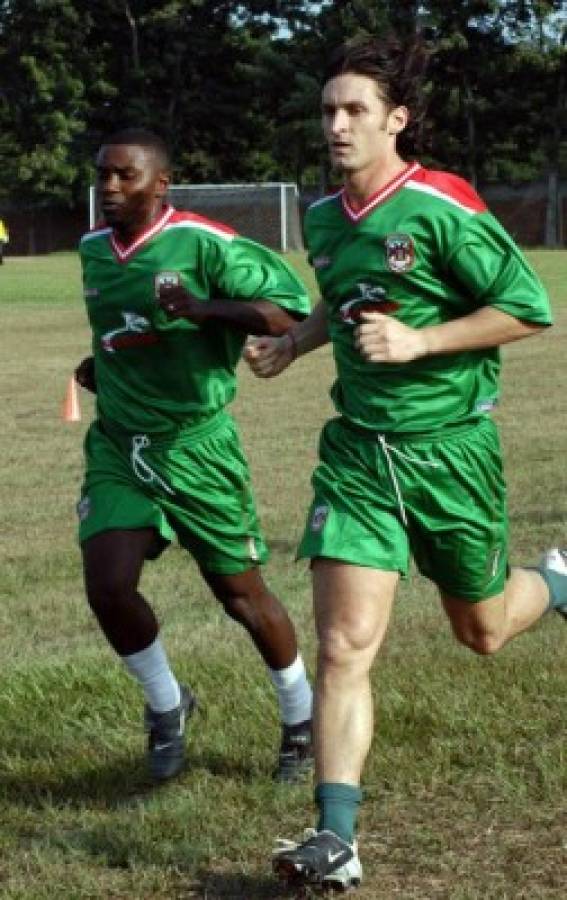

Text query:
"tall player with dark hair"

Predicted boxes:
[[246, 34, 564, 890], [75, 128, 313, 785]]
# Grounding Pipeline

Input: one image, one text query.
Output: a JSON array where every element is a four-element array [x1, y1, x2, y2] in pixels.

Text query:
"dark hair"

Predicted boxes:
[[100, 128, 170, 170], [324, 33, 430, 156]]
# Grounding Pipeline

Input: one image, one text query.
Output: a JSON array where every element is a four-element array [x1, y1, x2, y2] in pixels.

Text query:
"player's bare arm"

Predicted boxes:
[[245, 300, 330, 378], [157, 283, 298, 336], [355, 306, 547, 364], [75, 355, 96, 393]]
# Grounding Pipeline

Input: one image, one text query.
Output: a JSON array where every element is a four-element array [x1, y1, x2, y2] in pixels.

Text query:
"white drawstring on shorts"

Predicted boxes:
[[131, 434, 174, 495], [377, 434, 441, 526]]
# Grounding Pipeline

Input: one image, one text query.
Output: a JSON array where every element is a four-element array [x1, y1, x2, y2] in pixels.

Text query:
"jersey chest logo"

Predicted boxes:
[[101, 312, 159, 353], [339, 283, 400, 324], [385, 233, 415, 273]]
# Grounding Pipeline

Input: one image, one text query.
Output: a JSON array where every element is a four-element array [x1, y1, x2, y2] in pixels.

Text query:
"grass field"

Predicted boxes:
[[0, 250, 566, 899]]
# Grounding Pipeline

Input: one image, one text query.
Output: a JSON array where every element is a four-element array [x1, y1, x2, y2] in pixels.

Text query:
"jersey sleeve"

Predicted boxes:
[[207, 235, 311, 317], [446, 212, 553, 325]]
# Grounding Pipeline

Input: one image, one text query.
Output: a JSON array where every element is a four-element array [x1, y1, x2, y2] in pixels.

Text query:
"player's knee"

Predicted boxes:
[[318, 623, 375, 672], [453, 625, 504, 656], [84, 569, 136, 614], [221, 588, 286, 630]]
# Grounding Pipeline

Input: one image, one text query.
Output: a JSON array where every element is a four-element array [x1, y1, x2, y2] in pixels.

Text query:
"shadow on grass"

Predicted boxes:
[[0, 747, 266, 809], [196, 871, 309, 899]]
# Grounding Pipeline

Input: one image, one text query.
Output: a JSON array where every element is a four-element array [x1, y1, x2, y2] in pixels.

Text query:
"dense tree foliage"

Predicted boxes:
[[0, 0, 565, 217]]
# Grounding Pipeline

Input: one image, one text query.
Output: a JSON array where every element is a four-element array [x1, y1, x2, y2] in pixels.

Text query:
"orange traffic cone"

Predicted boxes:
[[62, 375, 81, 422]]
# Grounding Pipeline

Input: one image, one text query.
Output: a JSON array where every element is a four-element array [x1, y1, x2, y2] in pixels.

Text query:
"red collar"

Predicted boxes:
[[110, 204, 174, 262], [341, 162, 421, 222]]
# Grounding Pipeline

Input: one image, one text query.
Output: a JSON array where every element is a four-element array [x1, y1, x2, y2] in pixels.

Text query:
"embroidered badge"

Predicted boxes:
[[385, 233, 415, 273]]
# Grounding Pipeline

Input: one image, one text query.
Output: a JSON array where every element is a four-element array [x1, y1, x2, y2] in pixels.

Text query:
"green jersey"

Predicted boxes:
[[305, 163, 552, 434], [80, 205, 310, 435]]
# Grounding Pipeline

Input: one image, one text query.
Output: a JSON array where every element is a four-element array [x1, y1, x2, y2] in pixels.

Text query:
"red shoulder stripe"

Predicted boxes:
[[168, 209, 238, 237], [406, 169, 487, 213]]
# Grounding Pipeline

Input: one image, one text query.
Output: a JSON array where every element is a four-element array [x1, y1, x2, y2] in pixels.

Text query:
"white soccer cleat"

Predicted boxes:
[[273, 827, 363, 890]]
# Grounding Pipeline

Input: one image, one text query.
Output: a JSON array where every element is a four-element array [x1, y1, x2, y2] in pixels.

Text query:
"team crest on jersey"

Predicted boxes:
[[313, 255, 332, 270], [154, 271, 181, 298], [339, 283, 400, 324], [385, 233, 415, 273], [101, 312, 159, 353]]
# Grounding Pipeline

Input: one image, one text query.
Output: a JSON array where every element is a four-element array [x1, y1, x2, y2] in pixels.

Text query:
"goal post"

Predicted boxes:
[[88, 182, 304, 252]]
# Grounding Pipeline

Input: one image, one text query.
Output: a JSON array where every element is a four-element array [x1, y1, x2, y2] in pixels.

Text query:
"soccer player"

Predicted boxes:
[[245, 34, 566, 891], [74, 128, 313, 784]]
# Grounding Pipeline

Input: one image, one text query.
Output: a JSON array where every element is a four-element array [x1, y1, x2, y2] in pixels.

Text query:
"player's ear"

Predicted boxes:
[[155, 170, 170, 199], [387, 105, 409, 136]]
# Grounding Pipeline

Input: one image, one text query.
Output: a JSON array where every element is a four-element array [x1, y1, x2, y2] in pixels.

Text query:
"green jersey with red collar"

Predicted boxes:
[[80, 204, 310, 435], [304, 162, 552, 434]]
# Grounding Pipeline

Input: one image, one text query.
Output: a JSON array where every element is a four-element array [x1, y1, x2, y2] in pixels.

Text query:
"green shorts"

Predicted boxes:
[[78, 412, 268, 574], [298, 416, 509, 601]]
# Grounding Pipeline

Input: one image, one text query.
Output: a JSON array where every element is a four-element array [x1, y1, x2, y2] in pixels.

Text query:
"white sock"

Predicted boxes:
[[269, 654, 313, 726], [122, 637, 181, 713]]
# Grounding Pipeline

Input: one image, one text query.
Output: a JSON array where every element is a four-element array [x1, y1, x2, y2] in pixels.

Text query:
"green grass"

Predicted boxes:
[[0, 250, 566, 898]]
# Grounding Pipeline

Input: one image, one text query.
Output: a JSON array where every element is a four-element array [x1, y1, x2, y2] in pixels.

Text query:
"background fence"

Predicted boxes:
[[1, 180, 565, 256]]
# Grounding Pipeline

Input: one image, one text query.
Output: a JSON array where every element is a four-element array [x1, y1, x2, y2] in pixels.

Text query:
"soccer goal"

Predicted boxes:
[[88, 182, 304, 252]]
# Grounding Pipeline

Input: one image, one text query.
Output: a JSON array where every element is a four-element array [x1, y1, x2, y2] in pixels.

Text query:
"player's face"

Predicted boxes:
[[95, 144, 169, 235], [322, 73, 407, 174]]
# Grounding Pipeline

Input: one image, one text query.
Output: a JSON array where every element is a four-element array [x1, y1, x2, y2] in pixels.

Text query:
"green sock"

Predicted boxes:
[[537, 564, 567, 611], [315, 782, 362, 844]]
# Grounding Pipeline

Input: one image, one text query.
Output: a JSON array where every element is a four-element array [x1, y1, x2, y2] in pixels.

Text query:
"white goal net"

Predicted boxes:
[[89, 182, 304, 252]]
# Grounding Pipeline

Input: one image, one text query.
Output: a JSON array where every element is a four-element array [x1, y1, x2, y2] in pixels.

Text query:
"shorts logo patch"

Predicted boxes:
[[310, 504, 329, 533], [248, 536, 260, 562], [488, 547, 502, 578], [154, 271, 181, 298], [385, 233, 415, 273], [77, 496, 91, 521]]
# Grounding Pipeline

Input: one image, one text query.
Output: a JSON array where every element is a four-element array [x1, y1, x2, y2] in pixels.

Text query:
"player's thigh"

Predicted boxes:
[[79, 421, 175, 551], [409, 418, 509, 601], [312, 559, 399, 665], [298, 418, 411, 575], [82, 527, 158, 597], [162, 416, 269, 574]]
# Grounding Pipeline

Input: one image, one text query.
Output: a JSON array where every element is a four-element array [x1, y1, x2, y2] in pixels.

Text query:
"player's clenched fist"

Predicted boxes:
[[354, 311, 429, 363], [158, 284, 206, 323], [244, 334, 295, 378]]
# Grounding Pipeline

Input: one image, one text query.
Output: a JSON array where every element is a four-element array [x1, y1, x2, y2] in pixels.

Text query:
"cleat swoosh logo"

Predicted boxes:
[[327, 850, 346, 865], [154, 741, 174, 752]]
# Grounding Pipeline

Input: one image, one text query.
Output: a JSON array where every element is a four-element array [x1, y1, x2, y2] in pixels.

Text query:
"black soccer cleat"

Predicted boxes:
[[273, 718, 313, 783], [144, 685, 197, 782], [273, 828, 362, 890]]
